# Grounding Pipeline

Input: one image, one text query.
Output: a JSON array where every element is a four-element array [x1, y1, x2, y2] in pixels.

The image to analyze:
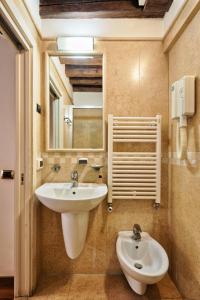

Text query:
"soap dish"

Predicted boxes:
[[90, 165, 104, 171]]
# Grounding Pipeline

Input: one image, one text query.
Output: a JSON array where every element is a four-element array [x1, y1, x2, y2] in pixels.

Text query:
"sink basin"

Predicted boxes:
[[35, 183, 108, 213], [35, 183, 108, 259]]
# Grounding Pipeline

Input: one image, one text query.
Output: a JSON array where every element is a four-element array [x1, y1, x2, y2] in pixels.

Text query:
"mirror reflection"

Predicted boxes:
[[48, 54, 103, 149]]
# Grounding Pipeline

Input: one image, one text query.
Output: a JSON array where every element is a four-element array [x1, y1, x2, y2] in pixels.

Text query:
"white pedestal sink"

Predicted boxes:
[[35, 183, 108, 259]]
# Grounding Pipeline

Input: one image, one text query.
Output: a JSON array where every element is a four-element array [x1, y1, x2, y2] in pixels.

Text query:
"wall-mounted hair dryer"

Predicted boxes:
[[171, 76, 195, 160]]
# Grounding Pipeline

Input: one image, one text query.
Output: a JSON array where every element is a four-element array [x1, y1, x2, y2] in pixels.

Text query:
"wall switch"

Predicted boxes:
[[36, 103, 41, 114], [36, 158, 44, 170]]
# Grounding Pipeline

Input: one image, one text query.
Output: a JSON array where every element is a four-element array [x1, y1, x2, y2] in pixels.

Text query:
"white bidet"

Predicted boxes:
[[116, 231, 169, 295]]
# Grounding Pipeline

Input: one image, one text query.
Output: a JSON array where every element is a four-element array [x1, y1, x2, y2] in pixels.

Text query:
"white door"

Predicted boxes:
[[0, 30, 18, 276]]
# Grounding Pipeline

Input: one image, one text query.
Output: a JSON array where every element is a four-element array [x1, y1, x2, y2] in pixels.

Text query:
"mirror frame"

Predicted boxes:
[[45, 51, 105, 152]]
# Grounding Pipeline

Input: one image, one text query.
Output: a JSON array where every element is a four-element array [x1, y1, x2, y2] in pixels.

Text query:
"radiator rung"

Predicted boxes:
[[113, 130, 156, 134], [113, 152, 156, 155], [113, 174, 156, 178], [113, 161, 156, 165], [112, 183, 156, 187], [112, 191, 156, 195], [113, 121, 157, 125], [113, 156, 156, 160], [112, 187, 156, 191], [113, 117, 158, 120], [113, 135, 156, 139], [112, 170, 156, 174], [113, 165, 156, 169], [113, 139, 156, 142], [113, 179, 156, 183], [112, 196, 156, 200], [114, 126, 156, 129]]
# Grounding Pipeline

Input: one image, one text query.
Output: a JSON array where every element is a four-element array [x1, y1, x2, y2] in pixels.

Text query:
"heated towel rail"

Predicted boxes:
[[107, 115, 161, 212]]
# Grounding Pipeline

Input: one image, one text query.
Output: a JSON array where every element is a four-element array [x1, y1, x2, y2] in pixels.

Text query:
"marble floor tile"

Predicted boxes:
[[68, 274, 108, 300], [29, 273, 182, 300]]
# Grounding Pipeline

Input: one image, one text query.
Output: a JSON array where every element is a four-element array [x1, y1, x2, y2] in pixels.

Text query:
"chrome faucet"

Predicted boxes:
[[132, 224, 142, 241], [71, 170, 78, 188]]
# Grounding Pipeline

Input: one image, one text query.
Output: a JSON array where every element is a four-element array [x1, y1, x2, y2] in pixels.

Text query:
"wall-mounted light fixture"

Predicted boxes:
[[138, 0, 146, 6], [57, 37, 94, 52]]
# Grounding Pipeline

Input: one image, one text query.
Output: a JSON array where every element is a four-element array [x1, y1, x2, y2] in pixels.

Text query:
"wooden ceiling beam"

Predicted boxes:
[[66, 65, 102, 78], [73, 85, 102, 92], [70, 77, 102, 86], [144, 0, 173, 16], [40, 0, 173, 18], [59, 56, 102, 67], [40, 0, 138, 4], [39, 1, 144, 19]]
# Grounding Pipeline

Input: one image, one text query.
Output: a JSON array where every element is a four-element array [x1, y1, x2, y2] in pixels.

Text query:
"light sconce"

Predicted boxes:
[[57, 37, 94, 52], [138, 0, 146, 6]]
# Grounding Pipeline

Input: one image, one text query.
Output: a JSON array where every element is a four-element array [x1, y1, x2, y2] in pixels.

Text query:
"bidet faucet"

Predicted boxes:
[[132, 224, 142, 241], [71, 170, 78, 188]]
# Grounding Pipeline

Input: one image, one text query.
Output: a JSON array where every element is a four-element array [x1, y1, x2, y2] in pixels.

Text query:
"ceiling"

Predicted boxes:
[[39, 0, 173, 19], [59, 56, 103, 92]]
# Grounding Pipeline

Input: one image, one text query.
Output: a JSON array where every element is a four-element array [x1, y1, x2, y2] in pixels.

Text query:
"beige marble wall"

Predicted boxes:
[[73, 109, 103, 148], [168, 8, 200, 300], [40, 40, 169, 277]]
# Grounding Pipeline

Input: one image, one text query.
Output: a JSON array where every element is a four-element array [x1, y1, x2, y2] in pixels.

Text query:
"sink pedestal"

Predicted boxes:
[[61, 212, 89, 259]]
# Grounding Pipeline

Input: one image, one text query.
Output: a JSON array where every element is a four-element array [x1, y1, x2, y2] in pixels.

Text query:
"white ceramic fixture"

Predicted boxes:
[[116, 231, 169, 295], [35, 183, 107, 259]]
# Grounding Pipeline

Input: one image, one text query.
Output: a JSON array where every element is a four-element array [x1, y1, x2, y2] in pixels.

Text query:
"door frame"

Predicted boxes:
[[0, 2, 34, 297]]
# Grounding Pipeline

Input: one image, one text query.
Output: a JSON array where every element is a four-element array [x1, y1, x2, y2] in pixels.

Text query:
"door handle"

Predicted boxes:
[[0, 170, 15, 179]]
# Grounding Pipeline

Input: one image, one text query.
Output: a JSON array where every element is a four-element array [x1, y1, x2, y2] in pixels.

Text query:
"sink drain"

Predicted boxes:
[[134, 263, 143, 269]]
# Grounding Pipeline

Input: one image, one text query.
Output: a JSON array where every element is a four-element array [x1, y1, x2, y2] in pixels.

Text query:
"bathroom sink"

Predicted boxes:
[[35, 183, 108, 259], [35, 182, 108, 213]]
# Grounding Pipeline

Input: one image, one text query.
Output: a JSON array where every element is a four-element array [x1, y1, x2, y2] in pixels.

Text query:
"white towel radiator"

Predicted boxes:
[[107, 115, 161, 212]]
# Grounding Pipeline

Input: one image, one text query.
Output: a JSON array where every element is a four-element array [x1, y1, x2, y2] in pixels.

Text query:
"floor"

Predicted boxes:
[[0, 277, 14, 300], [29, 273, 182, 300]]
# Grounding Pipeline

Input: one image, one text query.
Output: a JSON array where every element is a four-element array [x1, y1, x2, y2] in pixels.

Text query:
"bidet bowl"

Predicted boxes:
[[116, 231, 169, 294], [35, 182, 108, 213]]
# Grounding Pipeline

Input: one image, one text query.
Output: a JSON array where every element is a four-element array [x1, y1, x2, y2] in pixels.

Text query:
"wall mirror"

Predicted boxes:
[[45, 52, 104, 151]]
